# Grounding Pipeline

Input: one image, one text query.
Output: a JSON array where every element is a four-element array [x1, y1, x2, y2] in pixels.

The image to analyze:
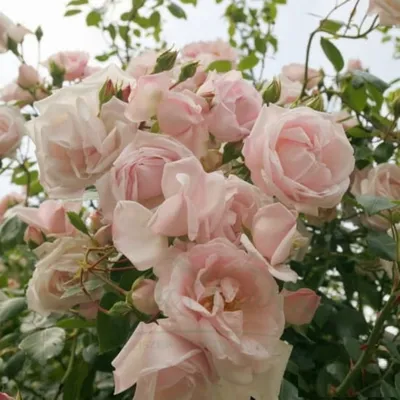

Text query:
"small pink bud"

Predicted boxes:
[[131, 279, 159, 316], [7, 279, 20, 289], [347, 59, 363, 72], [17, 64, 40, 88], [121, 85, 131, 102], [89, 210, 102, 233], [24, 226, 44, 246], [282, 288, 321, 325]]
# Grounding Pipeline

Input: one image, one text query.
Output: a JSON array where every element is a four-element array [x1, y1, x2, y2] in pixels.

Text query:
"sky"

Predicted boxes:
[[0, 0, 398, 194]]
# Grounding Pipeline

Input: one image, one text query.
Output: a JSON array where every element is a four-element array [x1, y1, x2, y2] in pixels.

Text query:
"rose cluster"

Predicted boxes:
[[0, 38, 361, 399]]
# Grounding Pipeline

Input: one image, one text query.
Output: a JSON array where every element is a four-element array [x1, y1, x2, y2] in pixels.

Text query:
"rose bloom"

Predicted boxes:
[[0, 12, 30, 53], [368, 0, 400, 25], [0, 192, 24, 223], [1, 82, 48, 105], [347, 59, 363, 72], [113, 322, 218, 400], [276, 74, 302, 106], [126, 49, 159, 79], [281, 63, 322, 89], [157, 89, 210, 158], [13, 199, 80, 237], [44, 51, 90, 81], [27, 235, 103, 316], [182, 39, 237, 67], [198, 71, 263, 142], [351, 163, 400, 230], [243, 105, 355, 216], [282, 288, 320, 325], [27, 64, 137, 198], [0, 106, 25, 157], [154, 239, 285, 384], [96, 130, 192, 222]]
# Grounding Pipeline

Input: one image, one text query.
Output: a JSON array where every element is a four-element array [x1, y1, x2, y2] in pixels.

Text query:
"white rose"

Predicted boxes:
[[0, 106, 25, 157], [27, 235, 103, 316], [27, 64, 138, 199]]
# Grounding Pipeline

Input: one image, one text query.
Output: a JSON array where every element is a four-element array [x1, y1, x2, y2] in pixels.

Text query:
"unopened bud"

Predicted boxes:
[[24, 226, 44, 247], [152, 49, 178, 74], [130, 278, 159, 316], [99, 79, 115, 105], [262, 78, 281, 104], [302, 94, 324, 111], [49, 61, 65, 88], [17, 64, 40, 88], [178, 61, 199, 83]]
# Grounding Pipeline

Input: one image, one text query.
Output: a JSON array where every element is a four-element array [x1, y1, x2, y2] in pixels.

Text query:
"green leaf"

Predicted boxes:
[[149, 11, 161, 26], [380, 381, 398, 398], [374, 142, 394, 163], [395, 372, 400, 393], [66, 211, 89, 235], [19, 327, 66, 365], [63, 356, 90, 400], [238, 53, 259, 70], [0, 216, 26, 251], [4, 351, 26, 378], [106, 24, 116, 41], [64, 9, 82, 16], [96, 292, 130, 353], [6, 36, 19, 56], [279, 379, 301, 400], [367, 231, 397, 261], [344, 84, 367, 112], [343, 337, 362, 361], [356, 195, 397, 215], [254, 36, 267, 54], [335, 308, 368, 337], [57, 318, 96, 329], [0, 297, 26, 324], [319, 19, 344, 34], [206, 60, 232, 72], [353, 70, 389, 93], [61, 278, 103, 299], [180, 0, 196, 4], [167, 3, 187, 19], [320, 37, 344, 72], [222, 142, 242, 164], [67, 0, 88, 5], [86, 11, 101, 26], [346, 126, 371, 138]]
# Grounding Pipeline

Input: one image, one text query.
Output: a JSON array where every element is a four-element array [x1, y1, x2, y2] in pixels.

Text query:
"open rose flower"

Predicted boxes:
[[112, 322, 217, 399], [154, 238, 285, 384], [157, 89, 210, 157], [96, 131, 192, 222], [27, 65, 137, 198], [13, 199, 80, 237], [282, 288, 321, 325], [0, 106, 25, 157], [243, 105, 355, 216], [0, 12, 30, 53], [368, 0, 400, 25], [126, 49, 159, 79], [27, 236, 104, 316], [182, 39, 237, 67], [281, 63, 322, 89], [198, 71, 262, 142], [44, 51, 90, 81], [351, 163, 400, 230]]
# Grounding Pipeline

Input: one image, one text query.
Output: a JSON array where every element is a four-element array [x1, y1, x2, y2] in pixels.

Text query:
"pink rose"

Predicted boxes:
[[351, 164, 400, 230], [243, 105, 355, 215], [368, 0, 400, 25], [281, 63, 322, 89], [125, 72, 172, 122], [0, 106, 25, 157], [149, 156, 226, 241], [0, 12, 30, 53], [131, 279, 159, 315], [0, 393, 14, 400], [0, 192, 24, 223], [333, 110, 358, 130], [27, 65, 137, 198], [44, 51, 90, 81], [17, 64, 40, 88], [24, 226, 45, 246], [182, 39, 237, 67], [13, 199, 80, 237], [112, 322, 217, 399], [82, 65, 101, 78], [276, 74, 302, 106], [96, 131, 192, 222], [1, 82, 40, 105], [27, 236, 104, 316], [282, 288, 321, 325], [347, 59, 363, 72], [198, 71, 262, 142], [126, 50, 159, 79], [157, 89, 210, 157], [154, 238, 285, 383]]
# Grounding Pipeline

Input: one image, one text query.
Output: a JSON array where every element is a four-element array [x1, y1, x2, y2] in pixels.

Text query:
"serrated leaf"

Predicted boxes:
[[320, 37, 344, 72], [66, 211, 89, 235], [0, 297, 26, 324], [367, 231, 397, 261], [19, 327, 66, 365], [356, 195, 396, 215], [238, 53, 259, 70]]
